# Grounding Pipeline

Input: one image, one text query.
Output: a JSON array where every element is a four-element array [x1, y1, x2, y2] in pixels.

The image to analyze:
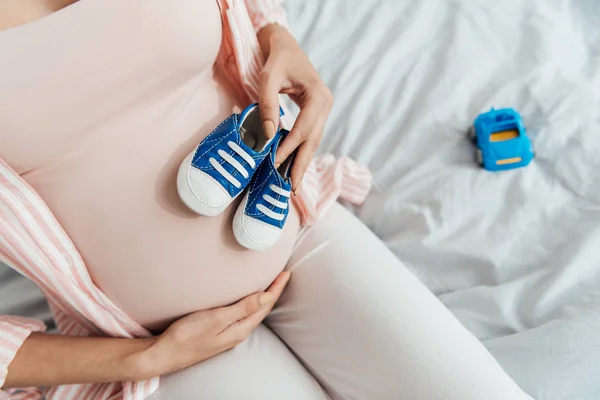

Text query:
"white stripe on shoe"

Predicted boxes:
[[257, 204, 285, 220], [269, 184, 290, 197], [218, 150, 249, 178], [263, 194, 287, 209], [210, 158, 241, 188], [228, 141, 256, 169]]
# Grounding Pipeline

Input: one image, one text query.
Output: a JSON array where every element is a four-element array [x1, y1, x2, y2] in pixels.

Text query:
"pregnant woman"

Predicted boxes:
[[0, 1, 532, 399]]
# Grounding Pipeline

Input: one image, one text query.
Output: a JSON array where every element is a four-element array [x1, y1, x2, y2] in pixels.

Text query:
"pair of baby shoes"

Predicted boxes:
[[177, 103, 295, 251]]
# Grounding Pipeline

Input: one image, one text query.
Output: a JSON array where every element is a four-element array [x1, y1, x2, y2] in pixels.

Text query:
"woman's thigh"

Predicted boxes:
[[147, 324, 328, 400], [265, 202, 532, 400]]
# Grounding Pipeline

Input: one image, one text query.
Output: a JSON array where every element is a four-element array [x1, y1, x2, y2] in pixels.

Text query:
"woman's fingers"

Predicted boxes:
[[275, 86, 333, 190], [290, 111, 329, 192], [218, 271, 291, 346], [264, 270, 291, 300], [258, 67, 282, 139], [275, 95, 320, 167], [212, 292, 272, 333]]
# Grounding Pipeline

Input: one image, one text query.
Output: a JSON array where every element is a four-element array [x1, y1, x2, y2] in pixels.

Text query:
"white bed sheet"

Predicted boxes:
[[285, 0, 600, 398]]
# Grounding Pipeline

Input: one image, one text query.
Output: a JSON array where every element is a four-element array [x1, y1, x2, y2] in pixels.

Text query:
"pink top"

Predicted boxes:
[[1, 0, 303, 333], [0, 1, 372, 399]]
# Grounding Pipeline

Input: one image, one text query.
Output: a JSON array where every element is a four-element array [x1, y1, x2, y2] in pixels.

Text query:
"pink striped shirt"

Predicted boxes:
[[0, 1, 372, 398]]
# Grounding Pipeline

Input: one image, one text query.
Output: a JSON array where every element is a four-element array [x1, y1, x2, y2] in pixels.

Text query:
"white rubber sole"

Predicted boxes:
[[233, 192, 282, 251], [177, 152, 233, 217]]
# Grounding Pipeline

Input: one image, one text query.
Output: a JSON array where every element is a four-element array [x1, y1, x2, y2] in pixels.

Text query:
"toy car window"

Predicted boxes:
[[495, 113, 515, 122], [490, 129, 519, 142]]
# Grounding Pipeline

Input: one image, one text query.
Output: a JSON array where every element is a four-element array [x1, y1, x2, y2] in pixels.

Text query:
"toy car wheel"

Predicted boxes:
[[468, 126, 476, 143], [476, 149, 483, 167]]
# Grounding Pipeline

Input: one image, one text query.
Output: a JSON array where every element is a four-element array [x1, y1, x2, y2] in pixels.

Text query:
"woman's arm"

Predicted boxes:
[[3, 271, 290, 390], [4, 333, 155, 389]]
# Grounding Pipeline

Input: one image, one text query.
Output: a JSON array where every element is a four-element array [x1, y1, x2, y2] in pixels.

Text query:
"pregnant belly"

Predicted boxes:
[[23, 70, 300, 332]]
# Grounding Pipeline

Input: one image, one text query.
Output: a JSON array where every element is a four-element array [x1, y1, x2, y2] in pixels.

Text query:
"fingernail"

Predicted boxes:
[[263, 120, 276, 138], [275, 162, 281, 168], [259, 292, 274, 306]]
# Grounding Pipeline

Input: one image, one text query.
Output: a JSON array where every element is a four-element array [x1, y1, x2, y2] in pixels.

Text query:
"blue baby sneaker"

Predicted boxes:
[[177, 104, 278, 216], [233, 130, 295, 251]]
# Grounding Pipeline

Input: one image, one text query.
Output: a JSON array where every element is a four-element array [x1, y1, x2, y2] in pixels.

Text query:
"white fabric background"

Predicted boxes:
[[284, 1, 600, 399], [1, 0, 599, 398]]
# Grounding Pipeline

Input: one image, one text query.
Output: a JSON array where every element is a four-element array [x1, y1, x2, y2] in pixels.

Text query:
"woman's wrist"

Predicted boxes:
[[120, 337, 161, 381], [131, 334, 193, 380]]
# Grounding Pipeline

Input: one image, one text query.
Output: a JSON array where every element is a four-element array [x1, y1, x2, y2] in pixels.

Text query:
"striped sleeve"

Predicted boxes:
[[1, 387, 44, 400], [292, 155, 373, 226], [0, 316, 46, 391], [243, 0, 289, 32]]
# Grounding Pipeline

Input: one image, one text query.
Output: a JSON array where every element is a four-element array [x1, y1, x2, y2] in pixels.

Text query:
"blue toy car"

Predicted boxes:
[[469, 108, 534, 171]]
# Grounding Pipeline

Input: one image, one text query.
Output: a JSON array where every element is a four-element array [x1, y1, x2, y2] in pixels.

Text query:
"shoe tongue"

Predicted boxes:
[[240, 125, 272, 152], [277, 149, 296, 182], [239, 105, 273, 152]]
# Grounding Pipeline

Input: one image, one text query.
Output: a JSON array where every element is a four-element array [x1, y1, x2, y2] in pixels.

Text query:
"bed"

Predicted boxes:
[[2, 0, 599, 398], [284, 0, 600, 398]]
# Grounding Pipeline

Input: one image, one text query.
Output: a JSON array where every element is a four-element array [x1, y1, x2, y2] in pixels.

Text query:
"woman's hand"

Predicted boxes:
[[4, 272, 290, 389], [139, 271, 291, 378], [257, 24, 334, 193]]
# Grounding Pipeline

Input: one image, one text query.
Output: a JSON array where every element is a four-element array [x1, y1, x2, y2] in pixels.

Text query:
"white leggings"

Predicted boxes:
[[148, 203, 532, 400]]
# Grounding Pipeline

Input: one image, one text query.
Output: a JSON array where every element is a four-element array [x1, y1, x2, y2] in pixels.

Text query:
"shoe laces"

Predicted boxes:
[[209, 141, 256, 188], [257, 184, 290, 221]]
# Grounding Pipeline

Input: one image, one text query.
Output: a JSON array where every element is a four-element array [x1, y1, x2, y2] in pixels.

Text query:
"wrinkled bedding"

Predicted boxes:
[[285, 0, 600, 398], [2, 0, 599, 398]]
